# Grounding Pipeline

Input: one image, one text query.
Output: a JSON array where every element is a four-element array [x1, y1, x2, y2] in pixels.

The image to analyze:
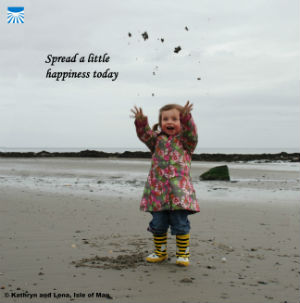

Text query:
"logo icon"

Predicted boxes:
[[7, 7, 24, 23]]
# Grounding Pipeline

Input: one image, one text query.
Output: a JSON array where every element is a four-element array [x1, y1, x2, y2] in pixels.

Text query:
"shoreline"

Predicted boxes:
[[0, 149, 299, 162]]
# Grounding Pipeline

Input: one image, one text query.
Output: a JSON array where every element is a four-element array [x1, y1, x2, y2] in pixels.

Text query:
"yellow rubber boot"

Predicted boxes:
[[146, 233, 168, 263], [176, 234, 190, 266]]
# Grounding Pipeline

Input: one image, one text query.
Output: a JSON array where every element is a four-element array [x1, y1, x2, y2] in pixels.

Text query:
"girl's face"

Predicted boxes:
[[161, 108, 181, 136]]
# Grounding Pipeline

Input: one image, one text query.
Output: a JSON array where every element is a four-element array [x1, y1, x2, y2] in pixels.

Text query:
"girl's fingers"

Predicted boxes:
[[130, 106, 146, 120], [131, 106, 143, 117], [137, 108, 143, 117], [182, 101, 193, 115], [183, 101, 189, 110]]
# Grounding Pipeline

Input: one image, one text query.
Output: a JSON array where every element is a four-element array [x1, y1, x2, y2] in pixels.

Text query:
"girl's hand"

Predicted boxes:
[[182, 100, 193, 116], [130, 106, 147, 121]]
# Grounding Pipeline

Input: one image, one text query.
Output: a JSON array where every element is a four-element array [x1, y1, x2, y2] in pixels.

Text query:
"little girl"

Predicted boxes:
[[131, 101, 200, 266]]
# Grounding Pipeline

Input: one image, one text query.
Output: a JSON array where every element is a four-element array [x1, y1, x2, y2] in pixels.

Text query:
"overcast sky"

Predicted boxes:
[[0, 0, 299, 150]]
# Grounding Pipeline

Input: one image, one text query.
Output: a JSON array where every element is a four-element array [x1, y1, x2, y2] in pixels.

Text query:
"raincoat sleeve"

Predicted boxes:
[[180, 113, 198, 154], [134, 117, 158, 153]]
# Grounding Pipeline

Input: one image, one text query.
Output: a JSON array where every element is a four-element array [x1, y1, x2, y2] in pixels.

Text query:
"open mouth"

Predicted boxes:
[[166, 126, 175, 130]]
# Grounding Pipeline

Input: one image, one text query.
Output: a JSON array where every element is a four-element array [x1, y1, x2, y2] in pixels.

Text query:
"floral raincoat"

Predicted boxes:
[[135, 113, 200, 213]]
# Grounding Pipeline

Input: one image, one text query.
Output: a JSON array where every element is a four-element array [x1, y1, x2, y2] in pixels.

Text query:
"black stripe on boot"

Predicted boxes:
[[154, 233, 167, 257], [176, 234, 190, 258]]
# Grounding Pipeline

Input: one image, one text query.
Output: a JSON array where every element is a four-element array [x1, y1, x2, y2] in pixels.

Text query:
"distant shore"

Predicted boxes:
[[0, 149, 299, 162]]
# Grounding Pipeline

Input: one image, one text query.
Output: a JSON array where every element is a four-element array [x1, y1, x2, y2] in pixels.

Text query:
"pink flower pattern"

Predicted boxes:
[[135, 113, 200, 213]]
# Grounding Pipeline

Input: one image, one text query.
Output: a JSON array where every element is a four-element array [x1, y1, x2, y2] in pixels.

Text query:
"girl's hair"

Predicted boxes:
[[152, 104, 184, 131]]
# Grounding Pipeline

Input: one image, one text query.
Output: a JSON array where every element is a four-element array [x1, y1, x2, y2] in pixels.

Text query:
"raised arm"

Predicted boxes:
[[180, 101, 198, 154], [131, 106, 157, 152]]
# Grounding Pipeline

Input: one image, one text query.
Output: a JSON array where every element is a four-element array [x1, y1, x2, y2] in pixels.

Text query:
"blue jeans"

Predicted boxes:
[[148, 210, 191, 235]]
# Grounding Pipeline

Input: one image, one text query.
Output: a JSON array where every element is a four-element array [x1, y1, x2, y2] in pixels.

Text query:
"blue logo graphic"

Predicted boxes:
[[7, 7, 24, 23]]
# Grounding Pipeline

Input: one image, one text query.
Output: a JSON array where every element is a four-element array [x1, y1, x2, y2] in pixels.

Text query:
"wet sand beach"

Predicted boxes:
[[0, 158, 299, 303]]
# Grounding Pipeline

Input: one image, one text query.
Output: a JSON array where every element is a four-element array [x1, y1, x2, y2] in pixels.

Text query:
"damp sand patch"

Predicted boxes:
[[71, 252, 147, 270]]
